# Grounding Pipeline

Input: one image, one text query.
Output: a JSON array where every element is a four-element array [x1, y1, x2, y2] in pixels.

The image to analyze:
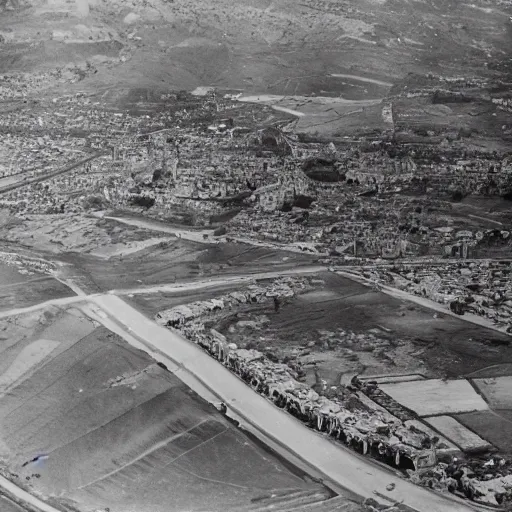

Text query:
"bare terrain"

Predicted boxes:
[[0, 0, 511, 510], [0, 305, 337, 512]]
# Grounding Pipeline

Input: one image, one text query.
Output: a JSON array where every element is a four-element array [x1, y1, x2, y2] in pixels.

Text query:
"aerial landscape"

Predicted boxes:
[[0, 0, 512, 511]]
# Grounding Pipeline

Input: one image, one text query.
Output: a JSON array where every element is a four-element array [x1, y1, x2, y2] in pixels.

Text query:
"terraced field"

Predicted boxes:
[[0, 305, 334, 512]]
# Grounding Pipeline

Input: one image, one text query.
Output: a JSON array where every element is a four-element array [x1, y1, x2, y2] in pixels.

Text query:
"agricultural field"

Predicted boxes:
[[379, 380, 489, 417], [424, 416, 491, 453], [456, 411, 512, 457], [0, 305, 333, 512], [473, 376, 512, 410]]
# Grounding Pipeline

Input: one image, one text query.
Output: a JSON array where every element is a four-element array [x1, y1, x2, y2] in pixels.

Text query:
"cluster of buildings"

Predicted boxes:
[[2, 88, 510, 262], [0, 155, 111, 215], [0, 71, 65, 100], [363, 259, 512, 330], [155, 276, 512, 506], [0, 133, 86, 179]]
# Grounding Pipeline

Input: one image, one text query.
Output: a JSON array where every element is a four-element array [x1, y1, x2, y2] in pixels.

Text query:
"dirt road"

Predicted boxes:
[[105, 215, 327, 255], [329, 74, 393, 87], [110, 265, 327, 295], [90, 293, 478, 512]]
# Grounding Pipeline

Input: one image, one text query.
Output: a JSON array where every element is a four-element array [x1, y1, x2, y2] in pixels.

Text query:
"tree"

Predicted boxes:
[[130, 195, 155, 209]]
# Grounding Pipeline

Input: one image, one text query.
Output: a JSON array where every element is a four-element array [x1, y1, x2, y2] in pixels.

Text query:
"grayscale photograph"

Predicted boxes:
[[0, 0, 511, 511]]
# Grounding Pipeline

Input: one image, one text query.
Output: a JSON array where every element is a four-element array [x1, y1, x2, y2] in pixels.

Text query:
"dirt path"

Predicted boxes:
[[103, 215, 213, 243], [110, 265, 327, 295], [0, 294, 87, 320]]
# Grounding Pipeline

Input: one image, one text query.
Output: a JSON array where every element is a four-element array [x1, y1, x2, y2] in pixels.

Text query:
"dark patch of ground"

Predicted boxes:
[[456, 411, 512, 457], [224, 271, 512, 378], [0, 262, 75, 312]]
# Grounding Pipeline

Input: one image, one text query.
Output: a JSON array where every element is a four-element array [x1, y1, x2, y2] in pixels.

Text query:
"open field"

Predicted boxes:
[[0, 305, 333, 512], [379, 380, 489, 417], [472, 377, 512, 410], [424, 416, 491, 453], [63, 239, 316, 294], [0, 262, 75, 312], [456, 411, 512, 457]]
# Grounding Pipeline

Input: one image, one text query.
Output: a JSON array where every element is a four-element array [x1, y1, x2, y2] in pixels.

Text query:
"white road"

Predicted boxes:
[[89, 293, 478, 512], [237, 94, 382, 107], [0, 475, 61, 512], [111, 265, 327, 296], [103, 215, 214, 243]]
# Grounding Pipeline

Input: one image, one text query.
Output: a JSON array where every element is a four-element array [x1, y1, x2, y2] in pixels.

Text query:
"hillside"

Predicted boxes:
[[2, 0, 511, 94]]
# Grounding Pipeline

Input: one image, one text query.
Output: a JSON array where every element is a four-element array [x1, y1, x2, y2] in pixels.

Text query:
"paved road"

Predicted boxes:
[[90, 293, 478, 512], [0, 475, 60, 512]]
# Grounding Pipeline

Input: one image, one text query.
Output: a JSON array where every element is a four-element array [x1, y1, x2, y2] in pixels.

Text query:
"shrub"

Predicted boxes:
[[129, 195, 155, 208], [82, 194, 107, 210]]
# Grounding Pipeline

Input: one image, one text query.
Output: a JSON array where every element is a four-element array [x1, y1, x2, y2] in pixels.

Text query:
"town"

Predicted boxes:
[[1, 0, 512, 511]]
